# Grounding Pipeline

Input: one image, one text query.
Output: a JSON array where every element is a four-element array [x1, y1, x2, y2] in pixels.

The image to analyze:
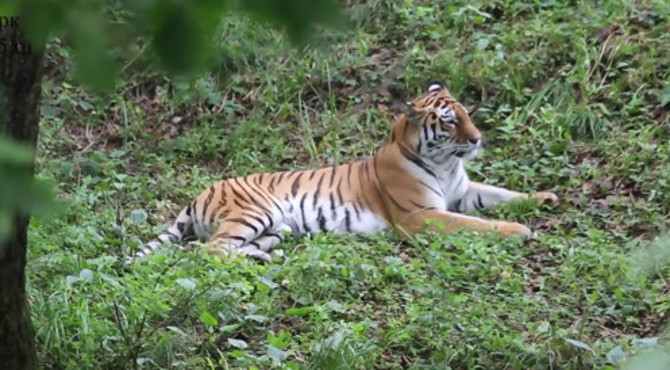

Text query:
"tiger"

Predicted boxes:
[[123, 82, 558, 266]]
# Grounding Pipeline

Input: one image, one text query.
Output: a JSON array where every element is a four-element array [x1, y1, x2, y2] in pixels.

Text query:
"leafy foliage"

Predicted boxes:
[[27, 0, 670, 368]]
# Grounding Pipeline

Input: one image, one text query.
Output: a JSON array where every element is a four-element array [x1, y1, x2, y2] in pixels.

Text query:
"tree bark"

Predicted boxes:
[[0, 19, 45, 370]]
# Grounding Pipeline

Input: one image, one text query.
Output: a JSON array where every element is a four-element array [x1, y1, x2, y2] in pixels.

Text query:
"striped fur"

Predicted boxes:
[[124, 82, 558, 266]]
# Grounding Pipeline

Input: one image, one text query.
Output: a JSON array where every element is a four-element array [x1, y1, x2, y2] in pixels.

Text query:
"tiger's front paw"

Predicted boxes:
[[493, 221, 533, 240], [532, 191, 558, 206]]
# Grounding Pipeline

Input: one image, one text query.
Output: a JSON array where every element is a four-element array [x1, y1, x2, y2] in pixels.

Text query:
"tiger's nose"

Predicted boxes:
[[468, 138, 481, 145]]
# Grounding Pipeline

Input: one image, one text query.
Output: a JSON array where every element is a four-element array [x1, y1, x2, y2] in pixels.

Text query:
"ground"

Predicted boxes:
[[28, 1, 670, 369]]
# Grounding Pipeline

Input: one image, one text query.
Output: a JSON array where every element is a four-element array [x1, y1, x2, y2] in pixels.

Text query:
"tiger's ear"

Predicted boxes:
[[403, 101, 423, 125], [426, 81, 445, 93], [396, 101, 413, 115]]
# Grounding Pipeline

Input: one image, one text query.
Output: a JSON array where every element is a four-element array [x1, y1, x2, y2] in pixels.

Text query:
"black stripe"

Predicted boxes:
[[362, 158, 371, 183], [257, 191, 285, 218], [359, 192, 373, 211], [299, 193, 311, 233], [365, 161, 387, 214], [243, 180, 274, 208], [227, 217, 260, 234], [372, 156, 410, 213], [268, 174, 278, 192], [344, 209, 351, 232], [292, 172, 304, 197], [346, 163, 353, 189], [240, 211, 269, 229], [265, 233, 283, 242], [455, 175, 464, 191], [209, 202, 224, 224], [241, 177, 274, 216], [317, 207, 326, 231], [233, 198, 247, 210], [244, 176, 284, 216], [477, 194, 484, 209], [240, 206, 265, 218], [234, 177, 257, 205], [248, 241, 261, 248], [309, 170, 317, 180], [409, 199, 433, 210], [275, 201, 285, 216], [429, 123, 437, 140], [418, 180, 442, 198], [176, 222, 186, 233], [329, 166, 337, 188], [329, 193, 336, 219], [230, 183, 250, 203], [335, 178, 344, 206], [454, 199, 463, 212], [165, 231, 180, 241], [218, 185, 228, 206], [398, 144, 436, 178], [270, 172, 287, 192], [313, 173, 325, 209], [202, 186, 216, 221], [212, 233, 246, 243], [352, 197, 362, 220]]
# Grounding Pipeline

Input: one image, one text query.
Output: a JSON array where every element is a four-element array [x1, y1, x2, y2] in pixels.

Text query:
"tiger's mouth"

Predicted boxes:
[[455, 145, 482, 159]]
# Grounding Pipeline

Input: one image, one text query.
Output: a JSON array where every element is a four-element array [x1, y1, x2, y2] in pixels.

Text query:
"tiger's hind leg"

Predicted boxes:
[[249, 224, 292, 252], [240, 223, 293, 262], [206, 218, 289, 263], [221, 224, 292, 263]]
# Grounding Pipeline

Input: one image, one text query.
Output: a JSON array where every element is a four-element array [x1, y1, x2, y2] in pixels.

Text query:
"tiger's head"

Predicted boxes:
[[399, 82, 482, 163]]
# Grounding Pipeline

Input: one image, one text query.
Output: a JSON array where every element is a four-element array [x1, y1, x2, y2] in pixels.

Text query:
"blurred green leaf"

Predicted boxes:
[[0, 137, 61, 243], [241, 0, 345, 44], [129, 209, 148, 225], [564, 338, 594, 352], [627, 233, 670, 277], [22, 0, 343, 89], [266, 345, 288, 362], [199, 311, 218, 327], [227, 338, 248, 349]]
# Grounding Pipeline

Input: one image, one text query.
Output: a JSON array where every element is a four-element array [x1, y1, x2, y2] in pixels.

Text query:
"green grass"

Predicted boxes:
[[29, 0, 670, 368]]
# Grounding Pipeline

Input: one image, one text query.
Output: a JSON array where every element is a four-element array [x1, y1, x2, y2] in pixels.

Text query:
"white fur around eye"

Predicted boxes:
[[438, 108, 456, 124]]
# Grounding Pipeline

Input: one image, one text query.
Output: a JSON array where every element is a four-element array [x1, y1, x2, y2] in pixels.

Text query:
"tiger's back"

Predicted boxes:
[[194, 161, 390, 239]]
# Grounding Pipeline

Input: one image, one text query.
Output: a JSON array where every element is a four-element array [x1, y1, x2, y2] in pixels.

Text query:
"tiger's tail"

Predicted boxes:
[[123, 203, 194, 266]]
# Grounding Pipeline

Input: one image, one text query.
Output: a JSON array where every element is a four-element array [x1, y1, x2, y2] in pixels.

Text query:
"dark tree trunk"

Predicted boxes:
[[0, 18, 45, 370]]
